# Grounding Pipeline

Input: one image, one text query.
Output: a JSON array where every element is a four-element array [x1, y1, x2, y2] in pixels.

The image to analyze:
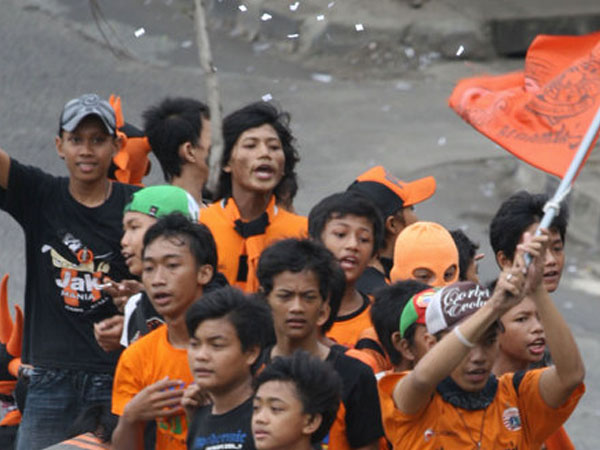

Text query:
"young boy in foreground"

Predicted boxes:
[[308, 191, 383, 348], [0, 93, 138, 449], [184, 286, 273, 450], [111, 214, 217, 450], [383, 231, 585, 449], [252, 351, 343, 450], [257, 238, 384, 450]]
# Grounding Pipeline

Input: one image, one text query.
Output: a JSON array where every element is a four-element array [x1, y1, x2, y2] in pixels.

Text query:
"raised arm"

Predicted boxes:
[[0, 148, 10, 190], [392, 242, 542, 415]]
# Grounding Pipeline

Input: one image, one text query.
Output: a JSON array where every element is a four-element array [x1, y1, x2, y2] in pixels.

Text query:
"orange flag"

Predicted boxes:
[[449, 32, 600, 178]]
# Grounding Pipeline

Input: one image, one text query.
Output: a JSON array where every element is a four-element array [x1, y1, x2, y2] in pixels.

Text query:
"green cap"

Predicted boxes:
[[124, 185, 200, 221], [399, 288, 437, 338]]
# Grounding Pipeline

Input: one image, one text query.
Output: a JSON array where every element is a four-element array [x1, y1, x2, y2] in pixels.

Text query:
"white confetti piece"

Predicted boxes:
[[404, 47, 415, 58], [456, 45, 465, 56], [261, 13, 272, 21], [311, 73, 333, 83], [381, 105, 391, 112], [328, 1, 335, 8], [355, 23, 364, 32], [290, 1, 299, 11], [316, 14, 325, 21], [437, 136, 447, 146], [262, 93, 273, 102], [238, 4, 248, 12], [394, 81, 412, 91], [287, 33, 299, 39], [180, 40, 192, 48], [134, 27, 146, 38]]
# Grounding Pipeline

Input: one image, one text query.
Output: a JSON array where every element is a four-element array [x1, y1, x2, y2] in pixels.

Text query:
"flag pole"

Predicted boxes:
[[527, 104, 600, 264]]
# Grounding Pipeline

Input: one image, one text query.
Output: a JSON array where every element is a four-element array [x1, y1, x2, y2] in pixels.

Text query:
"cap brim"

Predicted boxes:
[[402, 176, 436, 207]]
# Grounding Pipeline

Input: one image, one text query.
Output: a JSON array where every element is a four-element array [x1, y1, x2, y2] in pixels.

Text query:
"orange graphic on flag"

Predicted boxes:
[[449, 32, 600, 178]]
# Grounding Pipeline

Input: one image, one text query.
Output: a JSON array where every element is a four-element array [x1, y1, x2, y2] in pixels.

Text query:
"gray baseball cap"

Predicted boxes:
[[60, 94, 116, 135]]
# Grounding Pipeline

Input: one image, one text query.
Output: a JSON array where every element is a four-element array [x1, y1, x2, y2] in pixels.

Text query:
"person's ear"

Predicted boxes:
[[178, 141, 196, 164], [55, 136, 65, 159], [315, 301, 331, 328], [302, 413, 322, 436], [496, 250, 512, 270], [396, 336, 416, 362], [196, 264, 214, 286], [245, 344, 261, 367], [423, 332, 437, 351]]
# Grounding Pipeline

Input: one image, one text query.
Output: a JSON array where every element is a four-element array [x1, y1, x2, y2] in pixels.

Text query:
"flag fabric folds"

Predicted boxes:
[[449, 32, 600, 178]]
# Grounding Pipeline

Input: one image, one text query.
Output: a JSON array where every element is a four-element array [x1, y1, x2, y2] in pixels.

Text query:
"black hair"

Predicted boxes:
[[489, 190, 569, 263], [142, 213, 217, 275], [371, 280, 430, 366], [450, 229, 480, 281], [143, 97, 210, 182], [66, 404, 118, 443], [186, 287, 274, 374], [216, 102, 300, 201], [257, 239, 345, 334], [253, 350, 342, 444], [308, 191, 384, 256]]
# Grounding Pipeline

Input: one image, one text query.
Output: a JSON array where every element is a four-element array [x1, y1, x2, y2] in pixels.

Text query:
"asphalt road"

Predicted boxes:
[[0, 0, 598, 446]]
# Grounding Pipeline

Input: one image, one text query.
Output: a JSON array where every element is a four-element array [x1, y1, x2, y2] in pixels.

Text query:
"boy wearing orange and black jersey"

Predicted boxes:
[[256, 238, 384, 450]]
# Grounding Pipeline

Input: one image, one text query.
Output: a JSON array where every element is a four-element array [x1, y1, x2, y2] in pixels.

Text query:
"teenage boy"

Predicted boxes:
[[257, 238, 385, 450], [308, 191, 384, 348], [184, 287, 273, 450], [111, 214, 217, 450], [0, 93, 137, 449], [369, 281, 431, 375], [252, 350, 343, 450], [382, 232, 585, 449], [143, 97, 211, 205], [94, 184, 202, 352], [347, 166, 436, 295], [490, 191, 573, 449]]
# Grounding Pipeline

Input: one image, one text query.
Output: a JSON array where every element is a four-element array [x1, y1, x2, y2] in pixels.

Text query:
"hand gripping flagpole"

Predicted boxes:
[[526, 103, 600, 265]]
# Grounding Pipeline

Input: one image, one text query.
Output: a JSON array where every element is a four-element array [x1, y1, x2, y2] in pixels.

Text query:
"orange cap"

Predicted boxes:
[[390, 221, 459, 287]]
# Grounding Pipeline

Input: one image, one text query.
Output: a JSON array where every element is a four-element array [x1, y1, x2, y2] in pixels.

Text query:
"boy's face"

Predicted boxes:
[[449, 326, 499, 392], [142, 235, 211, 320], [121, 211, 157, 276], [224, 124, 285, 196], [188, 317, 258, 393], [253, 380, 314, 450], [498, 297, 545, 365], [266, 270, 330, 343], [522, 224, 564, 293], [55, 115, 118, 185], [320, 214, 374, 284], [409, 324, 433, 363]]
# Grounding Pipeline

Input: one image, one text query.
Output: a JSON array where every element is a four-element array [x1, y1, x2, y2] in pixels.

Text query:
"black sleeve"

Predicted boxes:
[[0, 159, 53, 226], [343, 359, 385, 447]]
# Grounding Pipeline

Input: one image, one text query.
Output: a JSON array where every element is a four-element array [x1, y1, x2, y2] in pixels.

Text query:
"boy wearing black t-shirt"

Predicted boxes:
[[257, 238, 384, 450], [184, 287, 273, 450], [0, 94, 137, 450]]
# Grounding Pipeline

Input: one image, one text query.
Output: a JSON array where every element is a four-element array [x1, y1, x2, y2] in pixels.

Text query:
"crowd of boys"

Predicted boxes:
[[0, 93, 585, 449]]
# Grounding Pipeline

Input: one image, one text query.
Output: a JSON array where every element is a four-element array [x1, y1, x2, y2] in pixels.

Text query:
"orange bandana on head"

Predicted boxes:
[[390, 221, 458, 287]]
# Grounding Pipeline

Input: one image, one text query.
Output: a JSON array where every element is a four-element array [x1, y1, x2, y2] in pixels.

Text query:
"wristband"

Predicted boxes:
[[454, 326, 476, 348]]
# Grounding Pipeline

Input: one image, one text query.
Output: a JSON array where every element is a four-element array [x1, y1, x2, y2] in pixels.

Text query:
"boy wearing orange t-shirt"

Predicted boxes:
[[308, 191, 383, 348], [381, 231, 585, 449], [111, 214, 217, 450]]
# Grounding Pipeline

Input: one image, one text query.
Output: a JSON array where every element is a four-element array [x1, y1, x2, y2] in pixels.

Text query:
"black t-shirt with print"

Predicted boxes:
[[0, 159, 137, 372], [187, 397, 256, 450]]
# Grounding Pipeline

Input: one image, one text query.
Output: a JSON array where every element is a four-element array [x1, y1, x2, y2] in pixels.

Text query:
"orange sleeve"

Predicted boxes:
[[544, 426, 575, 450], [111, 343, 145, 416], [516, 369, 585, 445]]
